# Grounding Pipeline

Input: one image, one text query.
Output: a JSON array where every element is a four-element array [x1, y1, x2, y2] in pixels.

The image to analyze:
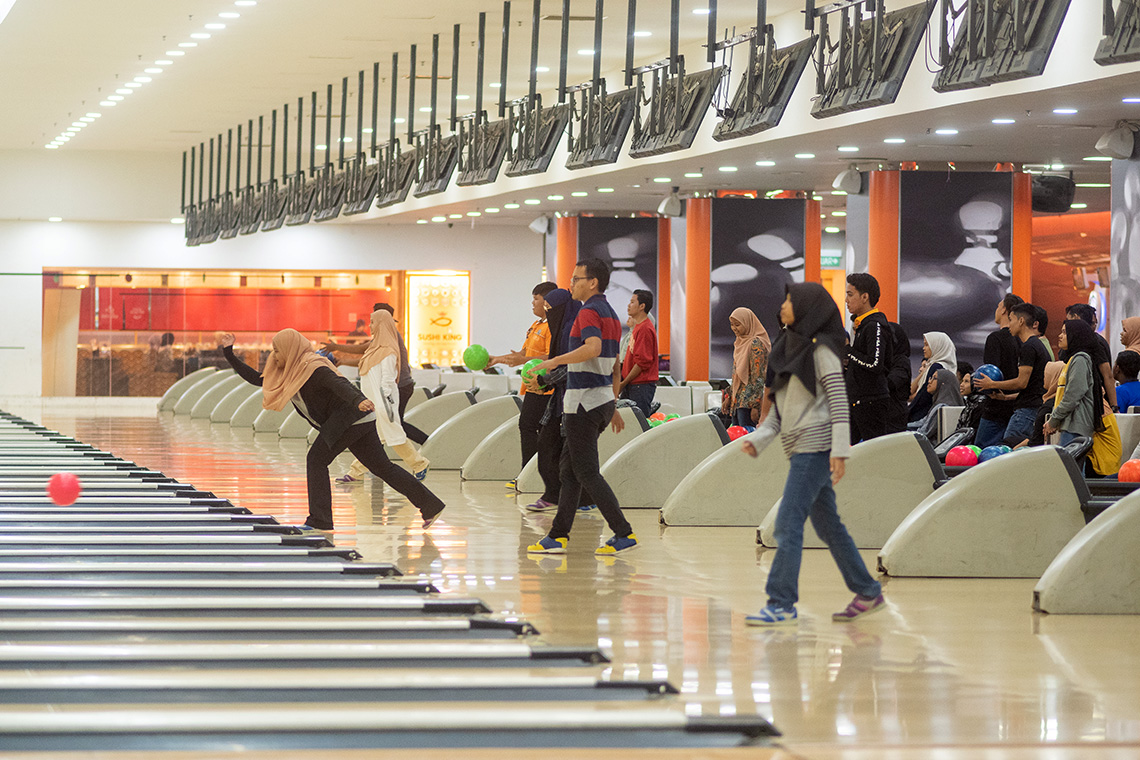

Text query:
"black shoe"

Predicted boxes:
[[421, 504, 445, 529]]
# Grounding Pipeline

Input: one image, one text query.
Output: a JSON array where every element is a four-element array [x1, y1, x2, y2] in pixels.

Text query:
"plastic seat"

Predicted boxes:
[[934, 427, 975, 460]]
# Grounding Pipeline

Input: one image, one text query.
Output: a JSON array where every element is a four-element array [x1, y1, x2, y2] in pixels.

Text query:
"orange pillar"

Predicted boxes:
[[657, 218, 671, 354], [555, 216, 579, 286], [867, 171, 900, 321], [1011, 172, 1033, 301], [804, 198, 822, 284], [685, 198, 712, 382]]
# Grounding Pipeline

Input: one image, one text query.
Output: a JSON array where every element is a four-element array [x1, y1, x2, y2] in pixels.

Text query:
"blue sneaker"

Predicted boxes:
[[414, 465, 430, 482], [527, 535, 567, 554], [595, 533, 637, 555], [745, 605, 798, 626], [577, 503, 598, 513]]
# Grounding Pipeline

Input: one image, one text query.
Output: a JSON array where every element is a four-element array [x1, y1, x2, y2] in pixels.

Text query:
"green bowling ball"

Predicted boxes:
[[521, 358, 547, 381], [967, 445, 981, 456], [463, 344, 490, 371]]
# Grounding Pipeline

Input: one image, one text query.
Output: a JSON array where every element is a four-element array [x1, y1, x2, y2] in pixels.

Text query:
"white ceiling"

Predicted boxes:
[[0, 0, 1133, 225]]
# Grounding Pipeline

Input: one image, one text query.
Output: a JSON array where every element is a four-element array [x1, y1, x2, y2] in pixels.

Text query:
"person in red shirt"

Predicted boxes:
[[614, 289, 658, 419]]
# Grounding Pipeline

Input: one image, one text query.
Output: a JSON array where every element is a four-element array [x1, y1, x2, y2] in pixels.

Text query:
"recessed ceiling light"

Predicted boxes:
[[79, 117, 94, 123], [597, 188, 614, 193], [467, 211, 481, 216], [831, 190, 848, 196], [134, 76, 152, 83], [86, 112, 101, 118], [165, 50, 185, 56], [125, 82, 142, 88], [144, 68, 163, 74], [219, 12, 240, 18], [416, 219, 428, 224], [108, 95, 124, 101], [170, 217, 185, 224], [361, 128, 373, 134], [1053, 108, 1078, 115], [934, 128, 958, 135], [832, 211, 847, 217], [341, 137, 353, 143], [838, 146, 859, 152], [190, 33, 211, 39], [1123, 98, 1140, 104], [418, 106, 432, 112], [393, 117, 406, 124], [100, 100, 115, 106], [524, 199, 541, 205], [795, 153, 815, 159], [235, 0, 257, 6], [489, 82, 501, 88], [48, 217, 62, 223], [577, 49, 594, 56], [692, 7, 710, 14], [1071, 203, 1088, 209], [684, 172, 702, 178], [178, 42, 198, 48], [634, 30, 651, 37], [719, 166, 738, 172], [547, 195, 564, 200], [486, 207, 501, 212], [535, 66, 549, 73], [825, 226, 840, 233], [448, 213, 463, 219], [315, 144, 327, 150], [432, 216, 446, 222], [1051, 163, 1065, 170], [205, 23, 226, 30], [755, 160, 775, 167], [992, 118, 1016, 124], [653, 177, 672, 183], [1084, 155, 1113, 161], [1076, 183, 1110, 188], [45, 144, 59, 149], [571, 191, 588, 197], [57, 135, 70, 141], [71, 122, 85, 127], [504, 203, 520, 209], [813, 195, 824, 201], [884, 137, 906, 144], [455, 94, 470, 100], [116, 89, 132, 95]]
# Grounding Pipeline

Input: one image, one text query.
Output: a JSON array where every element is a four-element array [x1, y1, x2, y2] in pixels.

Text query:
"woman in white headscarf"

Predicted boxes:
[[908, 331, 957, 422]]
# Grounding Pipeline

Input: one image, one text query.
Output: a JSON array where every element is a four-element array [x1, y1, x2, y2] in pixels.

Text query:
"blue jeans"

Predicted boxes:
[[733, 407, 757, 427], [621, 382, 656, 420], [1002, 407, 1039, 447], [1059, 431, 1079, 446], [766, 451, 882, 609], [975, 416, 1008, 449]]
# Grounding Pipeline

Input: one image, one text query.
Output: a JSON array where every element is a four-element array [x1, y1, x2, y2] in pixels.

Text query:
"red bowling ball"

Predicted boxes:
[[945, 446, 979, 467], [1119, 459, 1140, 483], [47, 472, 82, 506], [727, 425, 748, 441]]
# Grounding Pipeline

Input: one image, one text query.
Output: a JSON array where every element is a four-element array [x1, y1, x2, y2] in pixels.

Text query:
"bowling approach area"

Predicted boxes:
[[0, 399, 1129, 759]]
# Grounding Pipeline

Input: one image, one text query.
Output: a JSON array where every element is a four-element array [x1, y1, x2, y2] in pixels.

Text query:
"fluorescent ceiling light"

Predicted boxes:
[[1053, 108, 1078, 115], [524, 199, 541, 205], [362, 128, 373, 134], [455, 94, 470, 100], [1071, 203, 1088, 209], [418, 106, 432, 112], [125, 82, 142, 88], [315, 144, 327, 150], [838, 146, 859, 152], [448, 213, 463, 219], [416, 219, 428, 224], [825, 226, 841, 233], [634, 30, 651, 37], [432, 216, 446, 222], [577, 49, 594, 55], [170, 217, 185, 224], [486, 207, 501, 212], [100, 100, 115, 106], [597, 188, 614, 193], [795, 153, 815, 159], [1124, 98, 1140, 104], [71, 122, 85, 127], [178, 42, 198, 48], [535, 66, 549, 72], [1084, 155, 1113, 161], [45, 144, 59, 149], [48, 217, 63, 223], [832, 211, 847, 216], [719, 166, 738, 172], [1076, 183, 1110, 188], [571, 191, 588, 197], [653, 177, 672, 183], [547, 195, 564, 200], [504, 203, 520, 209], [134, 76, 152, 83], [108, 95, 124, 101], [692, 7, 710, 14], [755, 160, 775, 167], [992, 118, 1016, 124], [935, 128, 958, 135], [684, 172, 702, 178], [884, 137, 906, 144], [393, 117, 406, 124], [489, 82, 501, 88], [467, 211, 481, 216], [115, 89, 132, 94]]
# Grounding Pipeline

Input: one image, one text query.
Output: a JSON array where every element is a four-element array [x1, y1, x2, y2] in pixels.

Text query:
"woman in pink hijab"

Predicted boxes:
[[721, 307, 772, 427]]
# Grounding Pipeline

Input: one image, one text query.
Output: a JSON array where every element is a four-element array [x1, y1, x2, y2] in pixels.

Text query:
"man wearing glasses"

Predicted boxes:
[[525, 258, 637, 557]]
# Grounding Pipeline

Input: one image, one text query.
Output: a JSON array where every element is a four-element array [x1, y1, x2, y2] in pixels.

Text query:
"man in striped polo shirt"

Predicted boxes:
[[526, 258, 637, 556]]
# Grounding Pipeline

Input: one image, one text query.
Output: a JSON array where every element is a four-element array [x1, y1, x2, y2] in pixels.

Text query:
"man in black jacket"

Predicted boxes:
[[845, 273, 895, 445]]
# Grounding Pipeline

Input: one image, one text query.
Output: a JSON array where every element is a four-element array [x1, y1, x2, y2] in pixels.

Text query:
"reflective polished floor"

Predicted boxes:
[[14, 401, 1140, 760]]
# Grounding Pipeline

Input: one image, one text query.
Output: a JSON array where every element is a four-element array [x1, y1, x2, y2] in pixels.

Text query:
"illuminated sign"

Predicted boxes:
[[405, 272, 470, 368]]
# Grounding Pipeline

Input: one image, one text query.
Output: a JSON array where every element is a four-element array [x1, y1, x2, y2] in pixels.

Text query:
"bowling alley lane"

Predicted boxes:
[[20, 402, 1140, 759]]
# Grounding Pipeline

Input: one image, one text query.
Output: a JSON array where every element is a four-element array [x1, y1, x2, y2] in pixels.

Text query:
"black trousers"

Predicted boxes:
[[306, 422, 444, 529], [550, 401, 633, 540], [849, 396, 894, 446], [536, 404, 593, 507], [518, 391, 550, 470], [398, 382, 428, 445]]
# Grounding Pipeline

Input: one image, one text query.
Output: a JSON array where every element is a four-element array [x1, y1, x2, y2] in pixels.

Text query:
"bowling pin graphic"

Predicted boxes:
[[955, 200, 1011, 283]]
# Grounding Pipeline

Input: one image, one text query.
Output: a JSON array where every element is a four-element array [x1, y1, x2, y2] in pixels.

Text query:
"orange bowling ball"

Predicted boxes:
[[1119, 459, 1140, 483]]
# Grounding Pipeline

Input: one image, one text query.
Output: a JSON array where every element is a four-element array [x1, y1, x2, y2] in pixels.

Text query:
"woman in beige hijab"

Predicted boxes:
[[1120, 317, 1140, 355], [221, 329, 445, 530], [341, 310, 430, 482], [720, 307, 771, 427]]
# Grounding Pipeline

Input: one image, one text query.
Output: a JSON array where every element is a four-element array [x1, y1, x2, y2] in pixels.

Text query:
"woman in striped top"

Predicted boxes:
[[742, 283, 886, 626]]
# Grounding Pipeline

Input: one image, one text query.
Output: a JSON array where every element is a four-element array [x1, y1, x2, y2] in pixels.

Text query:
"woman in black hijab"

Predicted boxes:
[[743, 283, 885, 627]]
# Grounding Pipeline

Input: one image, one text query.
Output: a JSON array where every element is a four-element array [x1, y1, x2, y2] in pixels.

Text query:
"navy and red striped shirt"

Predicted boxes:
[[564, 294, 622, 413]]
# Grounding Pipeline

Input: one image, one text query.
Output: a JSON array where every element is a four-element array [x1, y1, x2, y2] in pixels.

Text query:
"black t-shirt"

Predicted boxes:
[[981, 327, 1020, 421], [1014, 335, 1049, 410]]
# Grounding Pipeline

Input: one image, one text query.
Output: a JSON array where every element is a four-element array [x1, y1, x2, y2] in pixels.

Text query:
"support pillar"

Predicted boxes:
[[555, 215, 579, 286], [657, 217, 671, 354], [684, 198, 712, 382], [867, 170, 900, 321]]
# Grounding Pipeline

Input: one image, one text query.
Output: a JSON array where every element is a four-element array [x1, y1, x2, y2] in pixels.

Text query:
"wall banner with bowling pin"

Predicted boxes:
[[897, 171, 1014, 371], [1110, 156, 1140, 359], [708, 198, 811, 379], [576, 217, 660, 325]]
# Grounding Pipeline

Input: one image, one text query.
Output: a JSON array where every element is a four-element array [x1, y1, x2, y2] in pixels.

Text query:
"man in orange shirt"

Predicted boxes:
[[488, 282, 558, 477]]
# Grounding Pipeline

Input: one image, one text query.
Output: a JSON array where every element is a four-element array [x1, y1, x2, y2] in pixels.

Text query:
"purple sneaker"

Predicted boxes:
[[525, 498, 555, 513], [832, 593, 886, 622]]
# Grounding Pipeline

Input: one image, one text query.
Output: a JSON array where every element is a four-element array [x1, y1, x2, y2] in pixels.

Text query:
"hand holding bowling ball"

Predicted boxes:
[[47, 472, 82, 506], [463, 344, 490, 371], [945, 445, 978, 467], [521, 358, 548, 381], [972, 364, 1004, 395]]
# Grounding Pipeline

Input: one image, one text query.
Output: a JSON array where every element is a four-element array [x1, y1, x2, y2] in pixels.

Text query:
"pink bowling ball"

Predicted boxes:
[[945, 445, 978, 467], [726, 425, 748, 441]]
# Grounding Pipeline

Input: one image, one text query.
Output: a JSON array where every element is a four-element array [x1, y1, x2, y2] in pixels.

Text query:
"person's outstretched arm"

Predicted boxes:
[[220, 334, 263, 387]]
